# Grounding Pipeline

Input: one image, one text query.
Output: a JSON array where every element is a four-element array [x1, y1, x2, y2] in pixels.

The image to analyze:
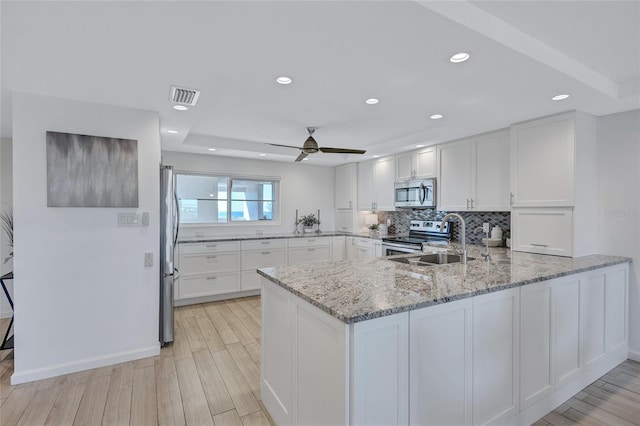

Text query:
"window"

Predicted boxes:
[[176, 173, 279, 224]]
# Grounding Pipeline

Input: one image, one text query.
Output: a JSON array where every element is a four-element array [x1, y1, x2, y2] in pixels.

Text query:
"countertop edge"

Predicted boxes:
[[258, 256, 631, 324], [178, 231, 389, 243]]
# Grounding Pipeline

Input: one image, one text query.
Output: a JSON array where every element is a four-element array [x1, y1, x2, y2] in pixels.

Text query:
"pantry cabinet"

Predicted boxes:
[[437, 129, 510, 211], [396, 147, 436, 181], [335, 163, 357, 209], [357, 156, 396, 211]]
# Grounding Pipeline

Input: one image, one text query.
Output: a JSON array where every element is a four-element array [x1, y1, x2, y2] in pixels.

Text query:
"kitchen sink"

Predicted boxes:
[[390, 252, 476, 265]]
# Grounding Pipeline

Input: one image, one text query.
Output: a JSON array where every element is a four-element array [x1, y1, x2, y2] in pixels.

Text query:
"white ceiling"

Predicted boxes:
[[2, 1, 639, 166]]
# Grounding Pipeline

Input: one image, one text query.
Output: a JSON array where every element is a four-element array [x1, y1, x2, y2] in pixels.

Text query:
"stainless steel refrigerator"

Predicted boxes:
[[160, 165, 179, 345]]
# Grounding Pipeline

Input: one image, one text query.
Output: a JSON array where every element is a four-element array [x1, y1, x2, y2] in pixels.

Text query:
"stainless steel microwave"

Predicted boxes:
[[394, 178, 435, 208]]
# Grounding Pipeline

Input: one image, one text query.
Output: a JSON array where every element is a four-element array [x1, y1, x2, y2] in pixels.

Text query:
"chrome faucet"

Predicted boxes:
[[439, 213, 467, 264], [475, 226, 491, 261]]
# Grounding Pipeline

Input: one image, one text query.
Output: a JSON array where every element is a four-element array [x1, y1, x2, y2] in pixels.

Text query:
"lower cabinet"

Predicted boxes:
[[332, 236, 346, 261], [261, 263, 629, 426]]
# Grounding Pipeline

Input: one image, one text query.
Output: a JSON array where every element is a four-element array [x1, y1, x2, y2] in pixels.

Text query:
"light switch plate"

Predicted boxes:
[[141, 212, 150, 226], [144, 252, 153, 267]]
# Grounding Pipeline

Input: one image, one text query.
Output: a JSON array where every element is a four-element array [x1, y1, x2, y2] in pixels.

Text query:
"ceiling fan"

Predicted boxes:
[[269, 127, 366, 162]]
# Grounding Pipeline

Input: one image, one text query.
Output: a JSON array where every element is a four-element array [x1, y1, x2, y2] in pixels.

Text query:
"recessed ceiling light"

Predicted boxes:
[[450, 52, 470, 63], [365, 98, 379, 105], [167, 129, 179, 134], [373, 155, 380, 158], [552, 94, 570, 101], [259, 153, 267, 157], [276, 76, 292, 85], [173, 105, 189, 111], [430, 114, 444, 120], [415, 144, 425, 148], [207, 148, 216, 152]]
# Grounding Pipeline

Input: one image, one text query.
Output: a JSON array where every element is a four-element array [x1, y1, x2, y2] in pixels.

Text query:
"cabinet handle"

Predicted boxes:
[[510, 193, 514, 206], [261, 241, 271, 245], [206, 255, 217, 259], [466, 199, 470, 209], [470, 198, 474, 209], [207, 276, 217, 280], [261, 251, 271, 255], [206, 244, 217, 248], [307, 248, 315, 252], [307, 239, 315, 243], [530, 243, 549, 247], [349, 200, 352, 208]]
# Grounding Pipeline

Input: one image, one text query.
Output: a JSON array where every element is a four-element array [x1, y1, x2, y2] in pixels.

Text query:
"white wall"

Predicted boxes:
[[0, 137, 13, 318], [598, 109, 640, 359], [162, 151, 335, 237], [12, 92, 161, 384]]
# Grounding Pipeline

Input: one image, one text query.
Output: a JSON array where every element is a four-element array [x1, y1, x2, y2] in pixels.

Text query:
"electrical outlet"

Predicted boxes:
[[144, 252, 153, 267], [141, 212, 149, 226], [482, 222, 490, 233]]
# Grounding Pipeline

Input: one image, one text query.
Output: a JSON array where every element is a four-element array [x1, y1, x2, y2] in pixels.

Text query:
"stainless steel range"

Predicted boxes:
[[381, 220, 452, 255]]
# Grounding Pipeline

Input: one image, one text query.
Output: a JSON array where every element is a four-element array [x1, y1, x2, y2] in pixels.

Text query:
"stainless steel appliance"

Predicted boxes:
[[381, 220, 451, 255], [394, 178, 435, 209], [160, 165, 179, 345]]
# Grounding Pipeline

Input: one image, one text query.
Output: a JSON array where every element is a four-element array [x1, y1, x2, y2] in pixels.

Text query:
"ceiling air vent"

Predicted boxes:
[[170, 86, 201, 106]]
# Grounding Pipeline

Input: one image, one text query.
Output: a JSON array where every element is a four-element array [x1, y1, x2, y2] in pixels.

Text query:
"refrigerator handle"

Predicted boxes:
[[173, 190, 180, 246]]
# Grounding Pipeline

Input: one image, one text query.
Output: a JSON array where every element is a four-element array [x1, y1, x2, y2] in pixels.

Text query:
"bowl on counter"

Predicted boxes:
[[481, 238, 503, 247]]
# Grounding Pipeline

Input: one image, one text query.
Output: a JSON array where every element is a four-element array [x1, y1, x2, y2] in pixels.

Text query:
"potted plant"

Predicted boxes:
[[1, 208, 13, 264], [504, 230, 511, 248], [299, 213, 319, 233]]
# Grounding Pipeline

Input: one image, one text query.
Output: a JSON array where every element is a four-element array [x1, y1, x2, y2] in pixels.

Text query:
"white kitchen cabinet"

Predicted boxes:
[[332, 236, 346, 261], [355, 237, 374, 260], [288, 236, 332, 265], [553, 276, 581, 388], [357, 156, 396, 211], [520, 280, 553, 409], [335, 163, 357, 209], [410, 299, 472, 426], [346, 236, 357, 260], [581, 273, 606, 368], [179, 272, 241, 299], [241, 239, 287, 291], [472, 287, 519, 426], [374, 240, 383, 257], [510, 112, 598, 257], [437, 129, 510, 211], [396, 147, 436, 181], [511, 208, 574, 257]]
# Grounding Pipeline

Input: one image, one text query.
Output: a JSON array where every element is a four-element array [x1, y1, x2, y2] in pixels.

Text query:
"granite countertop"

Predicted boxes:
[[178, 231, 392, 243], [257, 246, 631, 324]]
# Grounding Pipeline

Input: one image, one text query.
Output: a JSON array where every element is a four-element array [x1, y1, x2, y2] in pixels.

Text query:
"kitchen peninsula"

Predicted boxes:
[[258, 247, 630, 426]]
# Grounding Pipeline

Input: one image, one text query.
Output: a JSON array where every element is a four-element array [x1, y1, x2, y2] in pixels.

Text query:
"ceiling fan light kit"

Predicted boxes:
[[268, 127, 366, 162]]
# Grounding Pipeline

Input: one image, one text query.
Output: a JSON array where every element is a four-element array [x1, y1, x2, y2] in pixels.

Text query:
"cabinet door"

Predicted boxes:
[[179, 272, 241, 299], [438, 140, 473, 211], [396, 153, 415, 181], [357, 161, 376, 210], [346, 237, 357, 260], [332, 236, 346, 261], [473, 288, 519, 426], [415, 147, 436, 178], [473, 130, 510, 211], [335, 163, 356, 209], [410, 299, 472, 426], [554, 277, 581, 387], [510, 113, 575, 207], [511, 209, 573, 257], [374, 156, 396, 211], [581, 273, 605, 367], [353, 313, 409, 426], [356, 246, 374, 260], [288, 246, 331, 265], [604, 267, 628, 353], [520, 281, 553, 409], [374, 241, 383, 258]]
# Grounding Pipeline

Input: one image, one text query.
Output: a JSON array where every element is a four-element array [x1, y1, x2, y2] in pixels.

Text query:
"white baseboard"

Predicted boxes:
[[628, 349, 640, 362], [10, 344, 160, 385]]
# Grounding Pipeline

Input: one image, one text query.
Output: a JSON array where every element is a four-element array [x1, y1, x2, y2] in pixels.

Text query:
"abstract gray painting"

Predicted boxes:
[[46, 131, 139, 207]]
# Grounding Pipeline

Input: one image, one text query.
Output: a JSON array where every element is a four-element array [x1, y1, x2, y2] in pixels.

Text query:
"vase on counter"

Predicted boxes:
[[506, 238, 511, 248]]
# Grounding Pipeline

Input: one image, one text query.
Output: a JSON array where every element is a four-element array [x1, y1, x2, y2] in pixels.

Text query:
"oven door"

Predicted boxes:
[[382, 242, 422, 256]]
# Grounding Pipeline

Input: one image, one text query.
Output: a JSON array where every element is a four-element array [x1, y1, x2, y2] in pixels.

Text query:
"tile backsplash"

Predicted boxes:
[[377, 210, 510, 244]]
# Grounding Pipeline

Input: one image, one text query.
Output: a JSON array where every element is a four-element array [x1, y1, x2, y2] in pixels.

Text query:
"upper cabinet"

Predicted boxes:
[[396, 147, 436, 181], [357, 156, 396, 211], [437, 129, 510, 211], [510, 112, 593, 207], [335, 163, 357, 209]]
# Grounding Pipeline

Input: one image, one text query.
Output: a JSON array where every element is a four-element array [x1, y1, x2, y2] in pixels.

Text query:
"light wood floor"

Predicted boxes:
[[0, 296, 273, 426], [1, 297, 639, 426]]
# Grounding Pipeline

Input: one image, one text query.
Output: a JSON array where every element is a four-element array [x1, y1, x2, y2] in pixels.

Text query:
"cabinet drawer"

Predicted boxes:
[[511, 209, 573, 257], [241, 270, 262, 291], [180, 241, 241, 254], [179, 252, 241, 273], [288, 246, 331, 265], [242, 249, 287, 270], [242, 239, 287, 251], [356, 237, 374, 249], [288, 237, 331, 248], [178, 272, 240, 299]]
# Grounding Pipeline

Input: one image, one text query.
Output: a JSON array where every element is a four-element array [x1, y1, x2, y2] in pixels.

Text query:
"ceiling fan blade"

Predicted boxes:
[[319, 147, 367, 154], [295, 152, 309, 162], [268, 143, 302, 150]]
